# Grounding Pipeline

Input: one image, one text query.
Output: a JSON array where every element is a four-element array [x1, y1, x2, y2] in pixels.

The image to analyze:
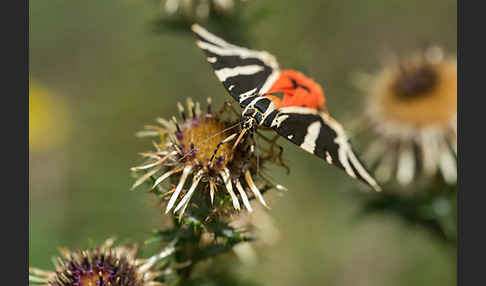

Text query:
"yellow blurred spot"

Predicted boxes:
[[29, 79, 71, 152]]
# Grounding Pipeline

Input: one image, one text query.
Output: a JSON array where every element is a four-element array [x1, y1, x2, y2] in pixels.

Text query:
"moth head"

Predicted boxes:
[[240, 115, 257, 131], [241, 107, 262, 131]]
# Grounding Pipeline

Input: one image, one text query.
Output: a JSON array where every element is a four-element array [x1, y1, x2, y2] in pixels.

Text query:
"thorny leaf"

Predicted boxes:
[[356, 179, 456, 243]]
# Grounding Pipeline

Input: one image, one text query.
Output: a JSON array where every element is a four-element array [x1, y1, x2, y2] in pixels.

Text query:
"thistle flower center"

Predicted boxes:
[[80, 271, 111, 286], [393, 65, 438, 99], [180, 116, 233, 167], [372, 58, 457, 127], [52, 251, 140, 286]]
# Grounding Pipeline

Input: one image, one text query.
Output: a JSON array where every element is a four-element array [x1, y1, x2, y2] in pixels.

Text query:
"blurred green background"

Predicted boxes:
[[29, 0, 456, 285]]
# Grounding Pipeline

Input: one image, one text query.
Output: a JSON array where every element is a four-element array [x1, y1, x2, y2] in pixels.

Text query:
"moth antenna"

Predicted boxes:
[[209, 133, 237, 166], [176, 122, 241, 163], [252, 132, 260, 175]]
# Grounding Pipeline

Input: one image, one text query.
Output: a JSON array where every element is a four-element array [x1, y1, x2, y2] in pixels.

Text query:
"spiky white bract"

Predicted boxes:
[[131, 98, 283, 219]]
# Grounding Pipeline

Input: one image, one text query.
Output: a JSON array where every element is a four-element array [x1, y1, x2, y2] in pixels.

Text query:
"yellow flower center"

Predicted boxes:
[[372, 58, 457, 128], [180, 116, 233, 167]]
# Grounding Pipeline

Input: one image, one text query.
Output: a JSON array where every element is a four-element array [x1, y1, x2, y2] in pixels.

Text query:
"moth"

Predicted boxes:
[[191, 24, 381, 191]]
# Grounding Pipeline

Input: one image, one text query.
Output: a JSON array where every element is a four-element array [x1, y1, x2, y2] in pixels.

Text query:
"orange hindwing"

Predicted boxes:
[[265, 70, 326, 111]]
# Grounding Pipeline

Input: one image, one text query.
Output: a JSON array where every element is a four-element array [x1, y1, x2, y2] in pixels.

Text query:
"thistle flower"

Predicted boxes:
[[162, 0, 243, 21], [229, 205, 281, 265], [29, 238, 175, 286], [356, 46, 457, 186], [131, 98, 285, 218]]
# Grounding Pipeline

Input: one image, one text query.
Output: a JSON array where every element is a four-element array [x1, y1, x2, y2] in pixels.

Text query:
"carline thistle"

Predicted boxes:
[[132, 98, 287, 218]]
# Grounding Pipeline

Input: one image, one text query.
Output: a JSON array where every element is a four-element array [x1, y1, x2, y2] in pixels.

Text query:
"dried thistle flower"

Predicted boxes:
[[29, 238, 175, 286], [162, 0, 243, 21], [131, 98, 286, 218], [356, 46, 457, 186], [229, 205, 281, 265]]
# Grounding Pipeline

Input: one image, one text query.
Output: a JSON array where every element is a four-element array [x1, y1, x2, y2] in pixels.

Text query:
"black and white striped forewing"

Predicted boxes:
[[191, 24, 280, 106], [270, 107, 381, 191]]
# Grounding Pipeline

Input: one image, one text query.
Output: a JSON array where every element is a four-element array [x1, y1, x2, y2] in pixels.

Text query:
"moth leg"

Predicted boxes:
[[260, 142, 290, 175], [256, 131, 281, 152], [255, 131, 279, 157], [251, 131, 260, 175], [255, 131, 290, 174], [218, 100, 240, 118], [277, 145, 290, 175]]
